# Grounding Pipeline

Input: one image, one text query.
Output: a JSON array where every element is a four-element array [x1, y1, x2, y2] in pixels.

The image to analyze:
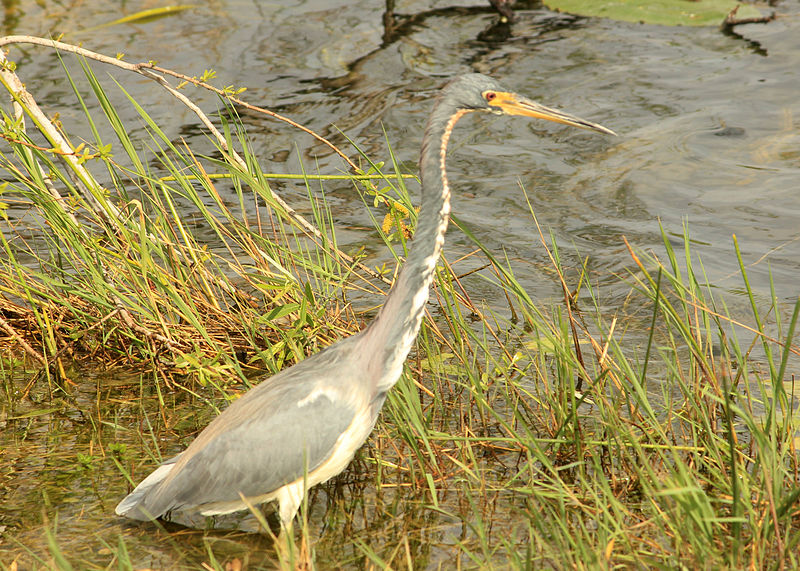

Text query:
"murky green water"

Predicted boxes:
[[2, 0, 799, 567]]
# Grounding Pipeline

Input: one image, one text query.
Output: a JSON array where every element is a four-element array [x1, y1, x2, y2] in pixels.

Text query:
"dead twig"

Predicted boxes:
[[721, 5, 776, 31], [0, 313, 46, 367]]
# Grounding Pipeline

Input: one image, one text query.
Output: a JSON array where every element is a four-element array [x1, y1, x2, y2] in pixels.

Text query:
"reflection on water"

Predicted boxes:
[[1, 0, 800, 567]]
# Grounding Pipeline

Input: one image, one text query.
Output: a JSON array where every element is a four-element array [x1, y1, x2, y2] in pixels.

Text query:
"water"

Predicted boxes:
[[7, 1, 799, 304], [2, 0, 799, 567]]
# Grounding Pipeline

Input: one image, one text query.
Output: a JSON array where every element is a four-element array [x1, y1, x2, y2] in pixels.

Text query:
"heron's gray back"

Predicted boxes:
[[123, 334, 376, 519]]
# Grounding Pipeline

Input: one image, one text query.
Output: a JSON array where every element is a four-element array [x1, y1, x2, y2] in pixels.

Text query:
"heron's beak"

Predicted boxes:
[[490, 92, 617, 136]]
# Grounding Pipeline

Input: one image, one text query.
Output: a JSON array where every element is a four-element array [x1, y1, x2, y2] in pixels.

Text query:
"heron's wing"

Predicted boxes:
[[133, 343, 363, 518], [115, 453, 181, 517]]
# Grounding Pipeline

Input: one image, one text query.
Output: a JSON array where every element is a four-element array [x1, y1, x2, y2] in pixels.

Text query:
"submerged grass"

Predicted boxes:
[[0, 44, 799, 570]]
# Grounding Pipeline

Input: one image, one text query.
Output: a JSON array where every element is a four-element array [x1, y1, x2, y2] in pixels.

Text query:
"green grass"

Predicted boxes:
[[0, 49, 798, 570]]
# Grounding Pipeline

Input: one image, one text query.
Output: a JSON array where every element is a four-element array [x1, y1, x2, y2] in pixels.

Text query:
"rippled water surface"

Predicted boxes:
[[7, 1, 800, 305], [1, 0, 799, 567]]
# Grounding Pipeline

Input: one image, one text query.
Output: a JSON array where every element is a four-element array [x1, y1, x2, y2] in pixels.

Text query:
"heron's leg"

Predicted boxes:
[[275, 480, 305, 530]]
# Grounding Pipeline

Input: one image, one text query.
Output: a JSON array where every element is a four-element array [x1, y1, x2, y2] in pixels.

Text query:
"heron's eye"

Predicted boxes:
[[485, 92, 497, 102]]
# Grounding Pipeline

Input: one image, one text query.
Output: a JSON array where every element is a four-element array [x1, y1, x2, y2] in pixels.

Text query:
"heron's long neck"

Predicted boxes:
[[364, 102, 468, 391]]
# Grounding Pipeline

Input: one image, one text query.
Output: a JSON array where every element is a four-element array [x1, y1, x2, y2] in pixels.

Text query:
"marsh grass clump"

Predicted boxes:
[[0, 53, 371, 388], [0, 37, 798, 570], [362, 219, 800, 569]]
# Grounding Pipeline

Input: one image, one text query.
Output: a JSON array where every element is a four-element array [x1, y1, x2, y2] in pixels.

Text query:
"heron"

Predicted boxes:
[[115, 73, 615, 530]]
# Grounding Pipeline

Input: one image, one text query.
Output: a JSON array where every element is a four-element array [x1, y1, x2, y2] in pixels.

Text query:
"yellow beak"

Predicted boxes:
[[490, 92, 617, 136]]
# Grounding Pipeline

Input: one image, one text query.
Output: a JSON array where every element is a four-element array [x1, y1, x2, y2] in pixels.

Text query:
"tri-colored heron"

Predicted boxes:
[[115, 73, 614, 529]]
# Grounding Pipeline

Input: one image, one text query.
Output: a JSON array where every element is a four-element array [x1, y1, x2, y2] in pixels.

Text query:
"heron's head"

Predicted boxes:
[[444, 73, 616, 136]]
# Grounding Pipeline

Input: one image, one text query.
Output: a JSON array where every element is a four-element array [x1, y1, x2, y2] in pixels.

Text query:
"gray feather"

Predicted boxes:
[[116, 335, 364, 520]]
